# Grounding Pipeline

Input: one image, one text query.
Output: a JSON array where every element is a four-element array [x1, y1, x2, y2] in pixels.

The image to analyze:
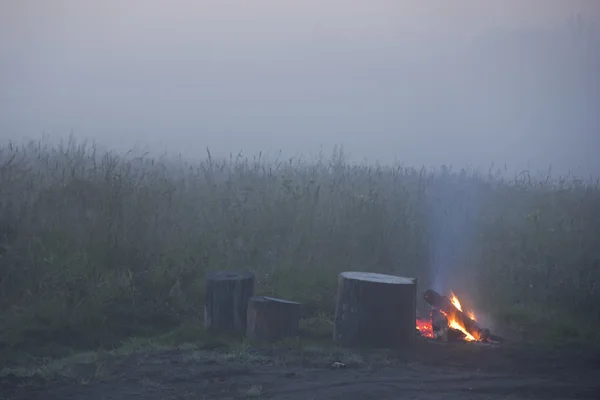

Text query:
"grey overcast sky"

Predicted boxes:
[[1, 0, 599, 176]]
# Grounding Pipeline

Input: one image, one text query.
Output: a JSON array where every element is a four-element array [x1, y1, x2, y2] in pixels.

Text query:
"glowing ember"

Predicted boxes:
[[416, 318, 434, 338]]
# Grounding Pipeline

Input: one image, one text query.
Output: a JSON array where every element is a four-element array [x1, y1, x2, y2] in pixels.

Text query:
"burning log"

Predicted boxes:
[[424, 289, 482, 339], [334, 272, 417, 348], [421, 308, 466, 342], [246, 296, 301, 342], [423, 289, 503, 343], [204, 270, 255, 333], [430, 308, 449, 340]]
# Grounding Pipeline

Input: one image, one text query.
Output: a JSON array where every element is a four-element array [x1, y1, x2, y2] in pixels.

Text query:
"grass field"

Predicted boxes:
[[1, 138, 599, 364]]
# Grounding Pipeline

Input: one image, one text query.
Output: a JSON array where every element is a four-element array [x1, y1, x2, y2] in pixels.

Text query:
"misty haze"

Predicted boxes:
[[1, 0, 599, 176], [1, 2, 600, 399]]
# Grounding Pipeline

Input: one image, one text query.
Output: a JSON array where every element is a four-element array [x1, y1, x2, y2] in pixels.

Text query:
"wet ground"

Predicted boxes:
[[2, 340, 599, 399]]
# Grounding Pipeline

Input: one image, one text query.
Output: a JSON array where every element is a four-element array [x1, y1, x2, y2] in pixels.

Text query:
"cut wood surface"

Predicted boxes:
[[204, 270, 255, 333], [334, 271, 417, 348], [246, 296, 301, 342]]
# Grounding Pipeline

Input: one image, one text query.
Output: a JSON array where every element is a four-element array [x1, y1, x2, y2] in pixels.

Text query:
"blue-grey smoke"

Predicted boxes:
[[427, 169, 480, 294]]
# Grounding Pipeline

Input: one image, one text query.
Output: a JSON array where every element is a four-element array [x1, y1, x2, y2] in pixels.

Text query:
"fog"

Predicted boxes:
[[2, 0, 599, 177]]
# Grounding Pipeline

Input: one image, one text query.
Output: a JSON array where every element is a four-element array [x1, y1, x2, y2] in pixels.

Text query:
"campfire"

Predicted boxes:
[[416, 289, 503, 344]]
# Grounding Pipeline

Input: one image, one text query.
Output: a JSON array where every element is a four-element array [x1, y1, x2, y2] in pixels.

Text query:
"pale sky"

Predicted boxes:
[[1, 0, 599, 176]]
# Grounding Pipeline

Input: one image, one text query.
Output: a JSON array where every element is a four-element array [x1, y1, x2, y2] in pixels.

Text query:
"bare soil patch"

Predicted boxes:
[[2, 340, 599, 400]]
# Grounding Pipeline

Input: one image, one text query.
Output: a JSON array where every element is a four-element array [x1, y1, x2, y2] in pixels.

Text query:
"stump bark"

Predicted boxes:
[[246, 296, 301, 342], [204, 270, 255, 333], [334, 272, 417, 348]]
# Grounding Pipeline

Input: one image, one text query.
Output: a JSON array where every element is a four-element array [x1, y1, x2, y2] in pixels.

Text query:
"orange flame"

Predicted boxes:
[[449, 292, 462, 311], [444, 292, 479, 341], [446, 314, 478, 341], [467, 310, 476, 321], [418, 291, 482, 342]]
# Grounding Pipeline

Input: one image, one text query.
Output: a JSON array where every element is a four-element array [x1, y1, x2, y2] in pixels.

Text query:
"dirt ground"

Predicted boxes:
[[2, 339, 599, 400]]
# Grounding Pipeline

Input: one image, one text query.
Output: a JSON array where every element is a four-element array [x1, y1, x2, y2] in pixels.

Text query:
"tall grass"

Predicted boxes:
[[1, 138, 599, 355]]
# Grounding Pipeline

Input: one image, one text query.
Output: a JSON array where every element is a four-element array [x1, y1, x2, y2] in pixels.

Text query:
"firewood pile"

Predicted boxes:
[[417, 289, 504, 344]]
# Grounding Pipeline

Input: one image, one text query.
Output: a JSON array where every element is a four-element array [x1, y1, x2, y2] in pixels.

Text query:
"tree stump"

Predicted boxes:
[[246, 296, 301, 342], [334, 272, 417, 348], [204, 270, 255, 333]]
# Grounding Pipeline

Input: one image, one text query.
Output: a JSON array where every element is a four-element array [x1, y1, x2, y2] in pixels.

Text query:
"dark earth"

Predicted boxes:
[[2, 339, 599, 400]]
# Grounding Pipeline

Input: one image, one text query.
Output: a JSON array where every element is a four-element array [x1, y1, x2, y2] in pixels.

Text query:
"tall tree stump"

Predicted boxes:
[[334, 272, 417, 348], [204, 270, 255, 333], [246, 296, 301, 342]]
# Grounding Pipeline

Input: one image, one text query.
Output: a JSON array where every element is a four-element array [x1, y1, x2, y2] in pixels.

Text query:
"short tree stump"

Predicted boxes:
[[246, 296, 301, 342], [204, 270, 255, 333], [334, 271, 417, 348]]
